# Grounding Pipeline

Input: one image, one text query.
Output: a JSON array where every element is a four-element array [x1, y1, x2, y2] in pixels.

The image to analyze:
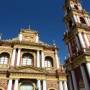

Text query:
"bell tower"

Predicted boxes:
[[64, 0, 90, 90]]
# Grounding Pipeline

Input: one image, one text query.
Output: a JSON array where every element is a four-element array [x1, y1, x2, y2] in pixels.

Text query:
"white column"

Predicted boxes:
[[11, 48, 16, 66], [7, 80, 12, 90], [78, 33, 86, 48], [76, 16, 80, 23], [64, 81, 68, 90], [71, 71, 78, 90], [17, 49, 21, 66], [86, 63, 90, 78], [68, 76, 73, 90], [37, 50, 40, 67], [43, 80, 46, 90], [73, 15, 78, 23], [83, 33, 90, 47], [80, 64, 90, 90], [85, 17, 90, 26], [59, 81, 63, 90], [14, 79, 19, 90], [55, 49, 60, 69], [68, 43, 72, 56], [75, 36, 81, 50], [37, 80, 41, 90], [41, 51, 44, 68]]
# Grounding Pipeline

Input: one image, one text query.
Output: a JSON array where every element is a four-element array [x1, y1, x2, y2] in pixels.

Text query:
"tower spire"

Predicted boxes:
[[64, 0, 90, 89]]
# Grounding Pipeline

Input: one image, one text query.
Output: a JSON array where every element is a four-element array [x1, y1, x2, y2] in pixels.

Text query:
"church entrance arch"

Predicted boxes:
[[20, 81, 34, 90]]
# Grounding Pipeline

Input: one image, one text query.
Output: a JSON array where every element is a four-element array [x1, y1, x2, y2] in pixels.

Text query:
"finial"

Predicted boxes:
[[0, 33, 2, 40], [53, 40, 56, 47], [29, 24, 31, 30]]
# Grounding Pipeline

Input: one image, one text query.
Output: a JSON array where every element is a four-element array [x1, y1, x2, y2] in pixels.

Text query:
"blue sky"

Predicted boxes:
[[0, 0, 90, 63]]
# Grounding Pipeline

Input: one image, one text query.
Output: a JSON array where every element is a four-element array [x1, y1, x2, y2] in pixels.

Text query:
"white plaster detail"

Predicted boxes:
[[85, 17, 90, 26], [55, 49, 60, 69], [59, 81, 63, 90], [41, 51, 45, 68], [78, 33, 86, 48], [64, 81, 68, 90], [86, 63, 90, 78], [11, 48, 16, 66], [17, 49, 21, 66], [37, 50, 40, 67], [37, 80, 41, 90], [43, 80, 46, 90], [7, 80, 12, 90], [83, 33, 90, 47], [19, 33, 22, 41], [75, 36, 81, 50], [77, 16, 80, 23], [14, 79, 19, 90], [36, 34, 39, 43], [73, 15, 78, 22]]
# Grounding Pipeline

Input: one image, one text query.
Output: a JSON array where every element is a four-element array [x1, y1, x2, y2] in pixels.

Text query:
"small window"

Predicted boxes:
[[22, 53, 34, 66], [80, 17, 86, 24], [0, 53, 9, 64]]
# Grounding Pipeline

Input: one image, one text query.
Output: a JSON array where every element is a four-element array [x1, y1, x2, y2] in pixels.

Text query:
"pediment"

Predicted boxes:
[[9, 66, 46, 74]]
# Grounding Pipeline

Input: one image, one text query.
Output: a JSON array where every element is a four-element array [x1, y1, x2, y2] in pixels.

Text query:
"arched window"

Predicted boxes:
[[45, 57, 53, 68], [22, 53, 34, 66], [80, 17, 86, 24], [0, 53, 9, 64], [20, 82, 34, 90]]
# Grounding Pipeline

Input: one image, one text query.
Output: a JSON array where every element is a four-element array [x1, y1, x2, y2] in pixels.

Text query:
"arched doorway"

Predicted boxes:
[[20, 82, 34, 90]]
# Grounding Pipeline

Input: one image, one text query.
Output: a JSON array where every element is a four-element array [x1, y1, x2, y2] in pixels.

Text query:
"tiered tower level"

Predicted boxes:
[[64, 0, 90, 90]]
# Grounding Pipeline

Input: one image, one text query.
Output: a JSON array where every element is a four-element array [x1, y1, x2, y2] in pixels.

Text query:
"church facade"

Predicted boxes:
[[0, 29, 67, 90], [64, 0, 90, 90]]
